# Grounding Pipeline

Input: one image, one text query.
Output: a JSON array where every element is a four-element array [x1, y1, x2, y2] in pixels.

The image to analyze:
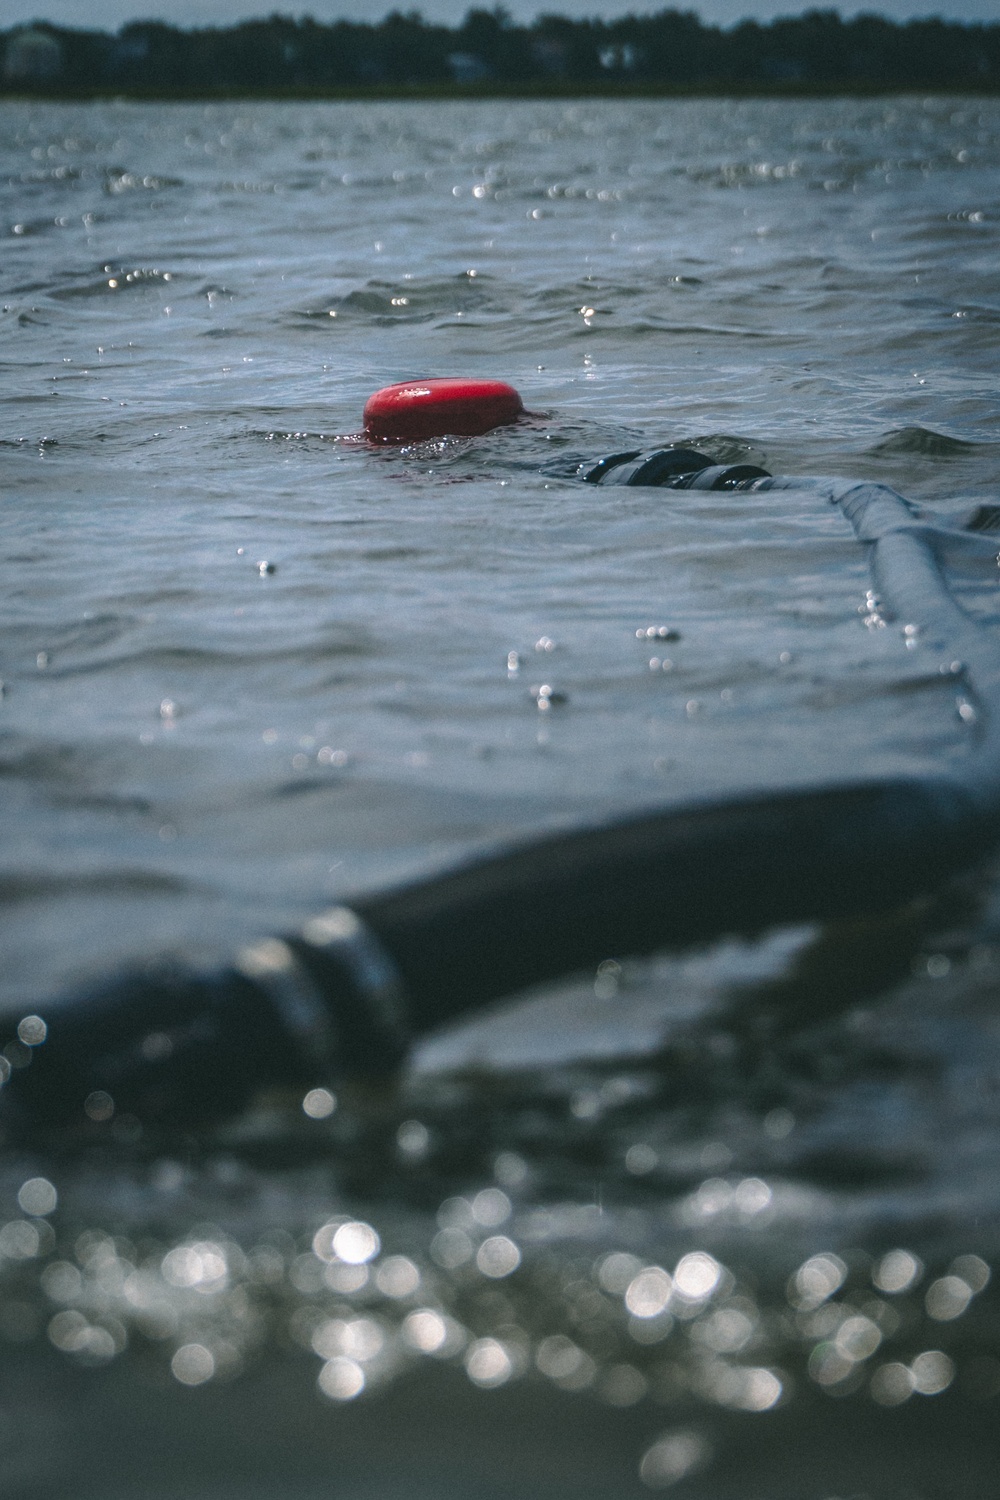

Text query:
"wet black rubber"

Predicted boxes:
[[4, 470, 998, 1132]]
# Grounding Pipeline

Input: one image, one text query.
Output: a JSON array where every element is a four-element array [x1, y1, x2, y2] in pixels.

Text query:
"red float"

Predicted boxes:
[[363, 377, 523, 442]]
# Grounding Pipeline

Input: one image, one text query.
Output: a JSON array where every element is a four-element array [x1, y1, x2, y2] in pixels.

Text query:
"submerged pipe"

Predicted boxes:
[[4, 455, 999, 1133]]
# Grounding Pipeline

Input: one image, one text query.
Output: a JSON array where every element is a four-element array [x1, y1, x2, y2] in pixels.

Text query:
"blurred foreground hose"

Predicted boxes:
[[4, 469, 999, 1133]]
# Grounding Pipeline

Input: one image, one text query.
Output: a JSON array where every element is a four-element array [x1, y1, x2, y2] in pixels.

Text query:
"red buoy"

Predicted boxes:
[[363, 377, 523, 442]]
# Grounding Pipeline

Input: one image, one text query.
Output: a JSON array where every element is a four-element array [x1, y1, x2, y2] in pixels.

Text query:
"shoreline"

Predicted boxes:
[[3, 81, 1000, 102]]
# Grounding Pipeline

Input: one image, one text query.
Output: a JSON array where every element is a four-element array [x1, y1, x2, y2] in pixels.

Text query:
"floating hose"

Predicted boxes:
[[5, 456, 999, 1132]]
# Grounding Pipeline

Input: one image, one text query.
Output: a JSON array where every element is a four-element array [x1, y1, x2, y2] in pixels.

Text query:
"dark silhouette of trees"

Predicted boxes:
[[2, 8, 999, 97]]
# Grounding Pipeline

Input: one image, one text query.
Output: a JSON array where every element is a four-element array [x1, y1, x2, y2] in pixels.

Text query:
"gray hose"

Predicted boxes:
[[760, 474, 1000, 813]]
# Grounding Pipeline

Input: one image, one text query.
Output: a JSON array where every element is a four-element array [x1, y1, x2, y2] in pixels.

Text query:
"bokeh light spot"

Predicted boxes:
[[535, 1334, 596, 1391], [910, 1350, 954, 1395], [640, 1430, 712, 1488], [476, 1235, 521, 1279], [625, 1144, 658, 1175], [403, 1309, 449, 1354], [161, 1242, 228, 1292], [791, 1253, 846, 1309], [673, 1252, 722, 1302], [430, 1228, 473, 1269], [872, 1249, 922, 1294], [376, 1255, 421, 1298], [870, 1361, 914, 1406], [16, 1015, 47, 1046], [84, 1091, 115, 1122], [471, 1188, 512, 1227], [318, 1356, 365, 1401], [465, 1337, 513, 1388], [171, 1343, 215, 1386], [625, 1266, 672, 1318], [835, 1315, 882, 1362], [332, 1221, 380, 1265], [925, 1275, 973, 1321], [323, 1262, 370, 1294], [597, 1251, 642, 1294], [302, 1088, 336, 1119], [17, 1177, 57, 1217], [950, 1254, 990, 1293], [0, 1220, 40, 1259], [397, 1119, 430, 1159]]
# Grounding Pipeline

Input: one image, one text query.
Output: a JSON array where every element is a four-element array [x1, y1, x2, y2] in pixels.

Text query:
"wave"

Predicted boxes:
[[9, 633, 379, 681], [0, 869, 193, 905], [867, 427, 981, 457], [45, 265, 180, 301]]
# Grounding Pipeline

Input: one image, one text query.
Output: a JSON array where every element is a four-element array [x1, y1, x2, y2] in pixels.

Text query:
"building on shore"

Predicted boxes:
[[3, 27, 63, 82]]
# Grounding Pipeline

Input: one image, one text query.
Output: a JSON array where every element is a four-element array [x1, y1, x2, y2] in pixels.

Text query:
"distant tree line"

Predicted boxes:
[[3, 8, 1000, 97]]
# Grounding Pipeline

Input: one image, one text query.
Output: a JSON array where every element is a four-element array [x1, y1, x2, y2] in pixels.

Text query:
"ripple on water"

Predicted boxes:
[[866, 426, 983, 457], [1, 96, 1000, 1470]]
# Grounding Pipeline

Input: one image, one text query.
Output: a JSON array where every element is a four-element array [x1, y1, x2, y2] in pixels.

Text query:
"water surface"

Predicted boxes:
[[2, 96, 1000, 1496]]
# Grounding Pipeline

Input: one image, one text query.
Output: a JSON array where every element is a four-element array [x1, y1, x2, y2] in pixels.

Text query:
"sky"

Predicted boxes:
[[2, 0, 997, 34]]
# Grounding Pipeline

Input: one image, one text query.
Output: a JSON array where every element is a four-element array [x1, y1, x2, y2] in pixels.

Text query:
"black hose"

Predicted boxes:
[[4, 460, 998, 1134], [355, 778, 982, 1034]]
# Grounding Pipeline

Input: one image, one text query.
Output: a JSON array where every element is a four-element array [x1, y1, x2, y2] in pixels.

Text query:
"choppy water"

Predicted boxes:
[[2, 96, 1000, 1495]]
